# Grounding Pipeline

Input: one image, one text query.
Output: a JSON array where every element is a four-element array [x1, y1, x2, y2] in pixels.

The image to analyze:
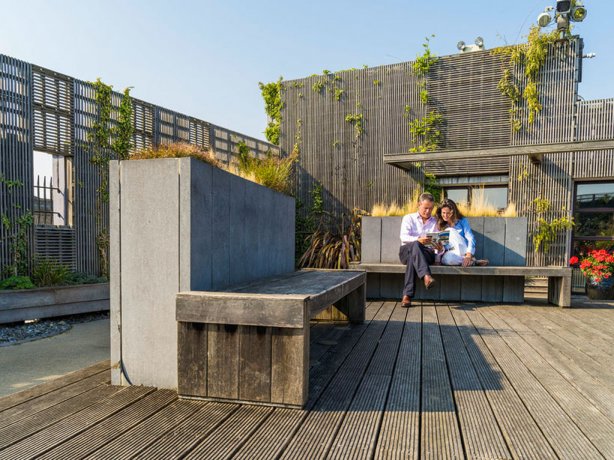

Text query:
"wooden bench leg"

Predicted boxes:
[[548, 276, 571, 307], [333, 284, 366, 323]]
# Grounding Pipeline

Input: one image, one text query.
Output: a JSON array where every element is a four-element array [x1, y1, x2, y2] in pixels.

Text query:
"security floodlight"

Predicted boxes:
[[537, 11, 553, 27], [556, 0, 571, 14], [457, 41, 466, 51], [571, 5, 587, 22], [556, 12, 570, 31], [475, 36, 484, 48]]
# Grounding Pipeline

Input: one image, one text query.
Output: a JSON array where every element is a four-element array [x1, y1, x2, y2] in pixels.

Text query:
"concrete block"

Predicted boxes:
[[381, 217, 403, 263], [483, 218, 506, 266], [361, 217, 381, 263], [505, 217, 528, 266]]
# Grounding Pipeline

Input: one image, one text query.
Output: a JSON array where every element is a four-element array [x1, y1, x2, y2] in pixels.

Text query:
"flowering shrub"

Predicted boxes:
[[570, 249, 614, 284]]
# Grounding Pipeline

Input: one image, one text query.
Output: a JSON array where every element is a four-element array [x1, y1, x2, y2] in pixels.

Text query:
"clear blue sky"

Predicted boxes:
[[0, 0, 609, 141]]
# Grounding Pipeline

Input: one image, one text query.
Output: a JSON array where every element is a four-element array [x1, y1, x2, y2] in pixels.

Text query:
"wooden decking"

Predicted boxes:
[[2, 300, 614, 459]]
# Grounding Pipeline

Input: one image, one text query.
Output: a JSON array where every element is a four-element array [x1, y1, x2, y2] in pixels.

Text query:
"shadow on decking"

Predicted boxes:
[[307, 305, 504, 412]]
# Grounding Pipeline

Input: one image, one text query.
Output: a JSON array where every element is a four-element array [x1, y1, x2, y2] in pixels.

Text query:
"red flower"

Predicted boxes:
[[569, 256, 579, 265]]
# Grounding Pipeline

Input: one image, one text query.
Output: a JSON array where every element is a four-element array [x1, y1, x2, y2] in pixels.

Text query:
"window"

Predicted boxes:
[[572, 181, 614, 256], [440, 175, 509, 211], [33, 151, 73, 226]]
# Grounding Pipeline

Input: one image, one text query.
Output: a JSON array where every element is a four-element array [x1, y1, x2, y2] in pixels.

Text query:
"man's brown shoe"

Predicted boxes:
[[401, 295, 412, 308], [424, 275, 436, 290]]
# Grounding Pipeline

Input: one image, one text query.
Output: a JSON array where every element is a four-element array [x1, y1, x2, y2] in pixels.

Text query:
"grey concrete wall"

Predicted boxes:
[[110, 158, 295, 389]]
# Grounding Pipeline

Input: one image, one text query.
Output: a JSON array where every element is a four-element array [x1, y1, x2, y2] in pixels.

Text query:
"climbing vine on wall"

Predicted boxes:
[[90, 78, 133, 278], [407, 36, 445, 153], [259, 77, 283, 145], [493, 25, 560, 131]]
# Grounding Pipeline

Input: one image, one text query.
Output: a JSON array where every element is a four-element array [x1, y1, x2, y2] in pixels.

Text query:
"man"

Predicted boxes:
[[399, 192, 439, 308]]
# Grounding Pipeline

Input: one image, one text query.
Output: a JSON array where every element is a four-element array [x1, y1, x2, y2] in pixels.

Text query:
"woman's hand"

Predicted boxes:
[[462, 254, 473, 267]]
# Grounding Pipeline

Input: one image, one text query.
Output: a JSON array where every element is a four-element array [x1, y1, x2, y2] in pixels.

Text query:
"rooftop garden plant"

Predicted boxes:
[[570, 249, 614, 284]]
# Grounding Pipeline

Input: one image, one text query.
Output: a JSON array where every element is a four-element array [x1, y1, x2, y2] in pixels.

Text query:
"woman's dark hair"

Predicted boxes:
[[436, 198, 465, 230]]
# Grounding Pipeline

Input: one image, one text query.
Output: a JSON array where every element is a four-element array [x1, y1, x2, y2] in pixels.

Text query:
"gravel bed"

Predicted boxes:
[[0, 311, 109, 347]]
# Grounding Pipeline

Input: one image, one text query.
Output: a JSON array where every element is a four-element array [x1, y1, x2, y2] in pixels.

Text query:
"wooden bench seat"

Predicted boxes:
[[359, 216, 572, 307], [175, 269, 366, 408], [355, 263, 572, 307]]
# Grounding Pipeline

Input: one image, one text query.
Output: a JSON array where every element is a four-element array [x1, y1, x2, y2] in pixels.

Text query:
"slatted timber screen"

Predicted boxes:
[[211, 124, 280, 166], [0, 55, 34, 271], [282, 64, 420, 218], [34, 226, 76, 269], [2, 52, 277, 276]]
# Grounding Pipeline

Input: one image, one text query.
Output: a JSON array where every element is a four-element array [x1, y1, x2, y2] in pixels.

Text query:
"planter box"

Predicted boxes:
[[0, 283, 109, 324]]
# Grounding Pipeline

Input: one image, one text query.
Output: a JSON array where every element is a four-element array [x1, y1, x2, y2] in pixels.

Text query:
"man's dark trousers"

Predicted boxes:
[[399, 241, 435, 297]]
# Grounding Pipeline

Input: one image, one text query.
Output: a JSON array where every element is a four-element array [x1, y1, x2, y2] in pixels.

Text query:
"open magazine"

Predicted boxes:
[[422, 230, 450, 249]]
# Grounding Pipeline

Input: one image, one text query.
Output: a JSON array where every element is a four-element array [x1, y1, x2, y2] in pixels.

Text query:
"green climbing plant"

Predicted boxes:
[[493, 25, 559, 131], [0, 174, 33, 278], [89, 78, 133, 278], [405, 106, 443, 153], [531, 197, 574, 252], [345, 113, 364, 139], [259, 77, 283, 145]]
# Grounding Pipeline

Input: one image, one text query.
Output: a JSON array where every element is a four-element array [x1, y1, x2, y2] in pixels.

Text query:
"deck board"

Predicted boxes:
[[2, 301, 614, 460]]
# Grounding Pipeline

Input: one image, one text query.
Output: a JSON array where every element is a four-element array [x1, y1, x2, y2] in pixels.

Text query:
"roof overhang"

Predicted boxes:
[[384, 138, 614, 170]]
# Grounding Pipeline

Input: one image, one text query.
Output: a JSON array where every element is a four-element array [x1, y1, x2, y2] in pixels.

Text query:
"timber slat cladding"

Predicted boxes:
[[4, 304, 614, 459], [0, 360, 109, 412]]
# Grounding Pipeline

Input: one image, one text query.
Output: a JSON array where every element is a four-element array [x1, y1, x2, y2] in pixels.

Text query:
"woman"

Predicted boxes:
[[435, 199, 488, 267]]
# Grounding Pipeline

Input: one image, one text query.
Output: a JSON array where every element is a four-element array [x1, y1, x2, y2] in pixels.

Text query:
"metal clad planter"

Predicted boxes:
[[0, 283, 110, 324]]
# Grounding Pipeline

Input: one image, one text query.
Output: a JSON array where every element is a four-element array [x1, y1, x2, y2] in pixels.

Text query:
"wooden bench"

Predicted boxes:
[[175, 269, 366, 408], [357, 216, 571, 307]]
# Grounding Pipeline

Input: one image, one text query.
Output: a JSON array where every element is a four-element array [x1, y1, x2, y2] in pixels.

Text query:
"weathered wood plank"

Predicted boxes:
[[420, 305, 464, 459], [280, 303, 395, 459], [177, 321, 207, 398], [356, 263, 569, 277], [0, 385, 122, 451], [375, 304, 421, 460], [238, 326, 272, 403], [270, 327, 308, 407], [332, 281, 366, 323], [0, 371, 109, 429], [131, 402, 238, 460], [207, 324, 240, 400], [449, 307, 558, 459], [38, 390, 177, 460], [84, 400, 203, 460], [466, 307, 603, 459], [0, 386, 153, 460], [0, 361, 109, 413], [183, 406, 273, 459], [436, 305, 511, 460], [481, 307, 614, 458], [460, 275, 482, 301], [327, 304, 406, 459]]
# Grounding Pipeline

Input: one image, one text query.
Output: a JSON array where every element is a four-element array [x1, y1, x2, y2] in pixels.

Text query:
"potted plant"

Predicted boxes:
[[570, 249, 614, 300]]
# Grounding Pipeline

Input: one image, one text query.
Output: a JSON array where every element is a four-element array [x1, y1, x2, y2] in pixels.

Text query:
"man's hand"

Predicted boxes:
[[417, 236, 431, 245], [462, 254, 473, 267]]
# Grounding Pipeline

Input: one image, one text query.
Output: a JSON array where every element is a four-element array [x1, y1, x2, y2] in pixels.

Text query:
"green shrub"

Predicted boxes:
[[65, 272, 108, 285], [0, 276, 35, 290], [31, 258, 71, 287]]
